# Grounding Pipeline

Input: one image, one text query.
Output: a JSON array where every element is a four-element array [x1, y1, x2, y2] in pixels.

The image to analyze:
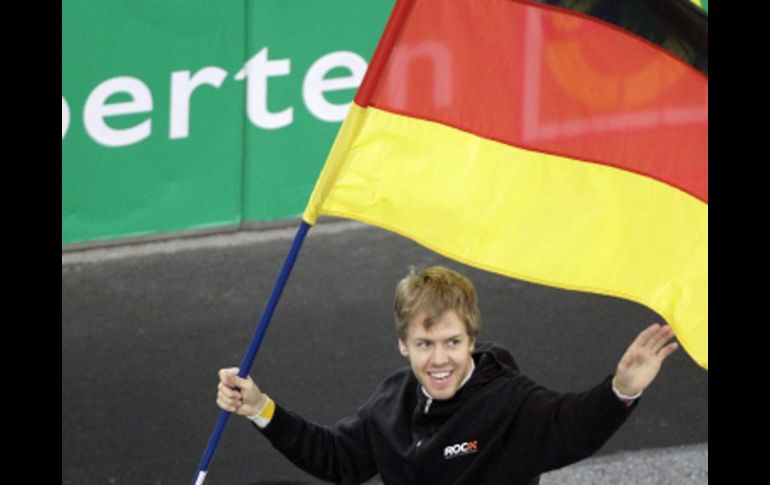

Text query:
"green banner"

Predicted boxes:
[[62, 0, 393, 245], [243, 1, 392, 222]]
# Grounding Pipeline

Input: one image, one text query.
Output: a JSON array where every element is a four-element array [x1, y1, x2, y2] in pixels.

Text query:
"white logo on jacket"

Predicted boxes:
[[444, 440, 479, 459]]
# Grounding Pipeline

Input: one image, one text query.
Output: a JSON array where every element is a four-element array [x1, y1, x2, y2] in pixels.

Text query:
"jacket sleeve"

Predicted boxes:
[[505, 374, 637, 477], [256, 402, 378, 484]]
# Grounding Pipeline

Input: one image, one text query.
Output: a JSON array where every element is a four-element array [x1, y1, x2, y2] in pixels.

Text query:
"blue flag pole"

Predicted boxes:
[[191, 220, 312, 485]]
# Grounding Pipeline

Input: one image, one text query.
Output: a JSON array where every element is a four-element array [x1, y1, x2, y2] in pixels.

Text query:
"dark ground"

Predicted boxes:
[[62, 220, 707, 484]]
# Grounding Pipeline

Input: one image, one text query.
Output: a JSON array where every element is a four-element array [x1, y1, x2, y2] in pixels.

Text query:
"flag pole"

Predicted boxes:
[[191, 220, 312, 485]]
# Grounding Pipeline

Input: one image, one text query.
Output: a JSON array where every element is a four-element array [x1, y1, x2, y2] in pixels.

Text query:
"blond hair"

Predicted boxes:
[[394, 266, 481, 341]]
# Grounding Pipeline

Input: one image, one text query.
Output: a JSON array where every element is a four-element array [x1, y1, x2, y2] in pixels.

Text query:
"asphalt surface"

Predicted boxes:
[[540, 443, 707, 484], [62, 219, 708, 484]]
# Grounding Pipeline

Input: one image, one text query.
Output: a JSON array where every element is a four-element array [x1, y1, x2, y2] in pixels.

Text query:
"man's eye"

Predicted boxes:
[[417, 341, 430, 349], [448, 339, 460, 347]]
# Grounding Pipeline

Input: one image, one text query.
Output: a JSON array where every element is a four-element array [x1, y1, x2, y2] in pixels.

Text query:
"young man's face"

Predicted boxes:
[[399, 309, 475, 401]]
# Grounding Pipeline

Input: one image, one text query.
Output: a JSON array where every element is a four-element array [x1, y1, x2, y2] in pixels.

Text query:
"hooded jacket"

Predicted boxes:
[[258, 342, 636, 484]]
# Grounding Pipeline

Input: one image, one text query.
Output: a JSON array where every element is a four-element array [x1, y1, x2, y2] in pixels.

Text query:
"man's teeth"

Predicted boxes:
[[431, 371, 451, 379]]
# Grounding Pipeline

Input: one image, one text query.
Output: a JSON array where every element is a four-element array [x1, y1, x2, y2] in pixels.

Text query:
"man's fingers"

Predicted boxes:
[[218, 367, 239, 384], [657, 341, 679, 360], [647, 326, 675, 353], [233, 375, 252, 390], [635, 323, 662, 349], [216, 367, 257, 415], [219, 367, 252, 391], [218, 367, 239, 378], [218, 381, 242, 399], [216, 395, 239, 413], [217, 385, 243, 406]]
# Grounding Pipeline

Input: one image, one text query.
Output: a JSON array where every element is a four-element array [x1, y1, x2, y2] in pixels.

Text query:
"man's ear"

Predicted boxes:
[[469, 337, 476, 353], [398, 339, 409, 357]]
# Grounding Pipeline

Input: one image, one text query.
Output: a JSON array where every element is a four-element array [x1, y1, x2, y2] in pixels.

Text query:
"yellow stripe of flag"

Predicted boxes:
[[304, 105, 707, 368]]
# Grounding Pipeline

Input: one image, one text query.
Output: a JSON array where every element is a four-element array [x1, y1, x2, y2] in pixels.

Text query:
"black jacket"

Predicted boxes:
[[258, 342, 637, 484]]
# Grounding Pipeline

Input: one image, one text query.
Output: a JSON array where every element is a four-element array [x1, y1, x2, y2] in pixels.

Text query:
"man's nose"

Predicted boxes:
[[431, 345, 449, 366]]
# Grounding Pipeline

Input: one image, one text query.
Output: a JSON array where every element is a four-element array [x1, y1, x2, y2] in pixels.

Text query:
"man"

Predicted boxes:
[[217, 266, 678, 484]]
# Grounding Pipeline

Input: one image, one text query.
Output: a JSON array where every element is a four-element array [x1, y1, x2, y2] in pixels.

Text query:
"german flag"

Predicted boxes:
[[303, 0, 708, 368]]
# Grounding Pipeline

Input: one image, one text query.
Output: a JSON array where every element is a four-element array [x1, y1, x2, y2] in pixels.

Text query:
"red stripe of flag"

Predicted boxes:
[[362, 0, 708, 202]]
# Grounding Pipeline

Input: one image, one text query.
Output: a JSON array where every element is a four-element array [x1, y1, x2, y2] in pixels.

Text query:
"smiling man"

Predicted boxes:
[[400, 310, 474, 402], [217, 266, 678, 484]]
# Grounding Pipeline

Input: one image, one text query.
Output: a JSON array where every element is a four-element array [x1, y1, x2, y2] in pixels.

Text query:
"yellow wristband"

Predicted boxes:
[[247, 395, 275, 428], [259, 397, 275, 420]]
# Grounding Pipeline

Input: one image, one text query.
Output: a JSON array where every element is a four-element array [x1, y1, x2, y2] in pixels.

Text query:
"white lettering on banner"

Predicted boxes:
[[83, 77, 153, 147], [303, 51, 366, 122], [234, 47, 293, 130], [62, 97, 70, 139], [63, 48, 372, 147], [170, 67, 228, 139]]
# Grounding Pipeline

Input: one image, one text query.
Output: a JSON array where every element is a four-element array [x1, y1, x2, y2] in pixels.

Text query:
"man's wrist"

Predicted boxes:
[[247, 394, 275, 428], [612, 377, 642, 404]]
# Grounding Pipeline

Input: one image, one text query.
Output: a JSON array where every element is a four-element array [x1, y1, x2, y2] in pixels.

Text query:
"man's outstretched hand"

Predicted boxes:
[[613, 323, 679, 398]]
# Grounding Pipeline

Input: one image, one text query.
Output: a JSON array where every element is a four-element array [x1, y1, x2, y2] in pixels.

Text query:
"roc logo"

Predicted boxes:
[[444, 440, 479, 459]]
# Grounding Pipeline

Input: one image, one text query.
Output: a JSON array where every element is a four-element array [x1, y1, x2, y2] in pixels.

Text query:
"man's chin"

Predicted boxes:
[[425, 384, 457, 401]]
